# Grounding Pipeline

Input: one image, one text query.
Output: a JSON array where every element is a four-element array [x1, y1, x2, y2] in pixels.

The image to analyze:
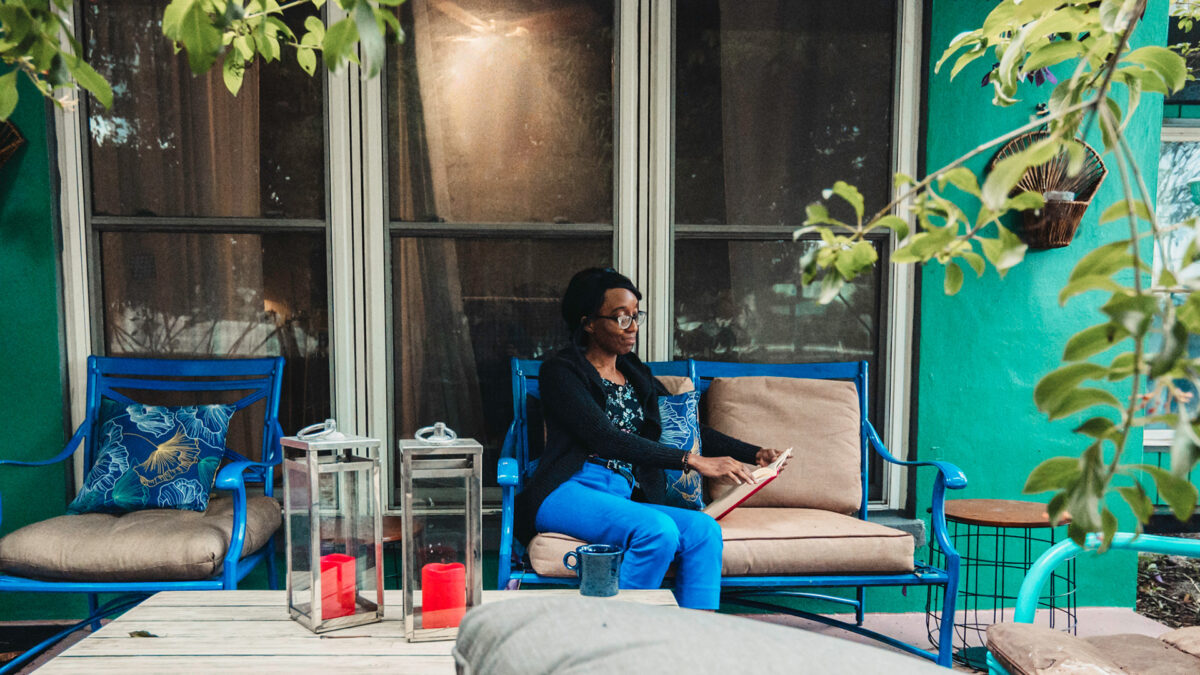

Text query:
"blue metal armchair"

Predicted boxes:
[[497, 358, 967, 667], [987, 533, 1200, 675], [0, 356, 286, 672]]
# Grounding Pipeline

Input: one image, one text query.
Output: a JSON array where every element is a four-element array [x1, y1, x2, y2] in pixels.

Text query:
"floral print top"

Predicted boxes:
[[601, 378, 645, 435]]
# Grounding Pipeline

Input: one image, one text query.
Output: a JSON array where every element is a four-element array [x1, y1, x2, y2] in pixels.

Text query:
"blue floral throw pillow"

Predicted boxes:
[[67, 399, 235, 514], [659, 391, 704, 510]]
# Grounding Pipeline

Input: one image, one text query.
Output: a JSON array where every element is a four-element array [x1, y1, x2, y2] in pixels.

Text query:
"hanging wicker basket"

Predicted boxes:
[[0, 121, 24, 170], [986, 131, 1107, 249]]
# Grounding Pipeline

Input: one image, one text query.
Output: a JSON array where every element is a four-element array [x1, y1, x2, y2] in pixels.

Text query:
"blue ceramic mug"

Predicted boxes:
[[563, 544, 623, 597]]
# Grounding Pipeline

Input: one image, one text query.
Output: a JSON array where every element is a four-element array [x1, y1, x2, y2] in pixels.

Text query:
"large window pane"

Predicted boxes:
[[390, 237, 611, 490], [100, 232, 331, 444], [387, 0, 614, 224], [674, 1, 897, 225], [673, 237, 888, 499], [85, 0, 325, 219]]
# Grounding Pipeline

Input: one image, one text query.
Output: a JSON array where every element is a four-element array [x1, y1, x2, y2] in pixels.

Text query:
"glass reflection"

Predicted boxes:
[[101, 232, 331, 438], [387, 0, 614, 224], [390, 236, 611, 488], [85, 0, 325, 219]]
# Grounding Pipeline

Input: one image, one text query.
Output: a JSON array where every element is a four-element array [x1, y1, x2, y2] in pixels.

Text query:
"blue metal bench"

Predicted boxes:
[[497, 357, 967, 667], [0, 356, 286, 673]]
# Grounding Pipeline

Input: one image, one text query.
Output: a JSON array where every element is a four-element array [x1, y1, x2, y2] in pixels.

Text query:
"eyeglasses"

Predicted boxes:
[[592, 311, 647, 330]]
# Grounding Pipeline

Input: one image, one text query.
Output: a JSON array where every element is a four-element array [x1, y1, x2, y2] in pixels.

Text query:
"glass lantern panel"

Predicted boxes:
[[284, 458, 313, 615], [411, 473, 471, 631], [318, 458, 379, 622]]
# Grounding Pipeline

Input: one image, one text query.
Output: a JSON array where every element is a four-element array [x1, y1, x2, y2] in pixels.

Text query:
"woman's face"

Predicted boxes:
[[585, 288, 639, 356]]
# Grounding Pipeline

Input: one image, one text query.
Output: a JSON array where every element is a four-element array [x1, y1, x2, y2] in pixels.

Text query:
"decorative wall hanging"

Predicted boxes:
[[987, 131, 1107, 249], [0, 121, 24, 170]]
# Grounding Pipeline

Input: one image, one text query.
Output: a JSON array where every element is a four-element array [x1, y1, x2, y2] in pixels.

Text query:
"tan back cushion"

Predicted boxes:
[[655, 375, 695, 395], [705, 376, 861, 513]]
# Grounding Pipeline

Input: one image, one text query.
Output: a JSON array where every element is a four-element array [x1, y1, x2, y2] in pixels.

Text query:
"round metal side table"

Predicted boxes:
[[925, 499, 1077, 669]]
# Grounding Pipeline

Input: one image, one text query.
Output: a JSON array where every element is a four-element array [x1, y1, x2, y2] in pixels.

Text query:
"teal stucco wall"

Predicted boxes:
[[0, 76, 80, 620], [912, 0, 1168, 611]]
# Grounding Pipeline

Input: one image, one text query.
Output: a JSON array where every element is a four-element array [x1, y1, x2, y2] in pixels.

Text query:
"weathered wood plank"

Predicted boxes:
[[58, 635, 452, 657], [37, 655, 454, 674]]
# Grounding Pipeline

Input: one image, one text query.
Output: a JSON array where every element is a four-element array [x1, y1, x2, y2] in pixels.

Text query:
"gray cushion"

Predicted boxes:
[[987, 623, 1200, 675], [0, 495, 281, 582], [453, 595, 946, 675]]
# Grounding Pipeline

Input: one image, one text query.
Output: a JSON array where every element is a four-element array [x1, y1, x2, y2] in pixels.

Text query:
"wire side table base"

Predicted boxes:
[[925, 499, 1077, 669]]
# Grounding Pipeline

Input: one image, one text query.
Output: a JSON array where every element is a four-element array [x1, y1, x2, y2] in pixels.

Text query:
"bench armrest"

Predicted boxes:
[[865, 422, 967, 489], [213, 460, 276, 570], [0, 420, 91, 470]]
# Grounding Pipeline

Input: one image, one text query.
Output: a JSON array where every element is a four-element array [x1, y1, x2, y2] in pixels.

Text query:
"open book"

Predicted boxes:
[[702, 448, 793, 520]]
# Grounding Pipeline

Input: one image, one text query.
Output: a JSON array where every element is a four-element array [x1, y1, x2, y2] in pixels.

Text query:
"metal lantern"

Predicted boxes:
[[398, 423, 483, 642], [282, 420, 384, 633]]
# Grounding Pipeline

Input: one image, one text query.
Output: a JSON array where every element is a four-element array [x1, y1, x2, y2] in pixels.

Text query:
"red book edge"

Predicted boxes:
[[705, 471, 781, 521]]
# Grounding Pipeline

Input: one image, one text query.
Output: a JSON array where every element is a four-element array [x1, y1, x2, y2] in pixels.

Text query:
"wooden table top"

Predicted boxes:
[[944, 498, 1071, 528], [38, 589, 679, 673]]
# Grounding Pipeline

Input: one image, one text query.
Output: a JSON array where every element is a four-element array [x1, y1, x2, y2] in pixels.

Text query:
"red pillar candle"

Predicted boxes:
[[320, 553, 357, 620], [421, 562, 466, 629]]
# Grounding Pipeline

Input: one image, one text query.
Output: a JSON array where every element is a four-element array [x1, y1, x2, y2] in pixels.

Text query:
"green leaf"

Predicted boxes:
[[1069, 240, 1135, 282], [1023, 39, 1085, 72], [937, 167, 981, 197], [978, 224, 1027, 277], [873, 215, 909, 240], [1074, 417, 1117, 440], [1046, 387, 1123, 420], [1178, 294, 1200, 334], [1149, 319, 1188, 379], [1062, 323, 1129, 361], [823, 181, 864, 223], [305, 15, 327, 41], [834, 240, 878, 281], [1134, 464, 1199, 522], [354, 0, 386, 78], [297, 46, 317, 76], [1100, 507, 1118, 551], [1116, 485, 1154, 523], [1125, 45, 1188, 93], [178, 1, 224, 73], [0, 71, 20, 121], [944, 260, 964, 295], [1058, 275, 1128, 305], [1024, 456, 1081, 493], [960, 251, 985, 277], [323, 17, 359, 71], [1099, 200, 1152, 225], [222, 53, 245, 96], [162, 0, 194, 38], [1005, 191, 1045, 212], [1100, 293, 1157, 337], [1034, 363, 1109, 413], [818, 271, 844, 305], [65, 54, 113, 109]]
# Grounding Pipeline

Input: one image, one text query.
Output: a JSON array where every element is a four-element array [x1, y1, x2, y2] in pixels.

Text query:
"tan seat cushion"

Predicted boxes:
[[655, 375, 695, 395], [526, 508, 912, 578], [987, 623, 1124, 675], [1161, 626, 1200, 659], [705, 376, 862, 514], [719, 508, 913, 575], [0, 495, 281, 582], [988, 624, 1200, 675]]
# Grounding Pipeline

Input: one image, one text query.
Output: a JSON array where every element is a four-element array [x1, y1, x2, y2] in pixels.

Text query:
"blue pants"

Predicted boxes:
[[535, 462, 723, 609]]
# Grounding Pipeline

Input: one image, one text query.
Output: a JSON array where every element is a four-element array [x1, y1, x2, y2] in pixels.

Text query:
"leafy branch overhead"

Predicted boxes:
[[0, 0, 406, 118], [799, 0, 1199, 548]]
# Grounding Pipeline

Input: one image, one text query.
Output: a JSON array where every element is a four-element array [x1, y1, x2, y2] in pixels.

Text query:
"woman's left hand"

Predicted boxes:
[[755, 447, 787, 468]]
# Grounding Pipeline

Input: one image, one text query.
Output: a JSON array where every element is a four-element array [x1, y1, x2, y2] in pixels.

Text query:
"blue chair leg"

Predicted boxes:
[[87, 593, 101, 632], [855, 587, 865, 626], [937, 580, 957, 668]]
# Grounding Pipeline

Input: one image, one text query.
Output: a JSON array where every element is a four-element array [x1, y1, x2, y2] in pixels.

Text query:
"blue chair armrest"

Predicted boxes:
[[1014, 533, 1200, 623], [498, 457, 519, 487], [865, 422, 967, 489], [214, 461, 275, 491], [0, 421, 90, 469]]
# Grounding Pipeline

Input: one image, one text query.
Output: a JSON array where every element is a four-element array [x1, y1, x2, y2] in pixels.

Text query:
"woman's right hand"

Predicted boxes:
[[689, 454, 756, 485]]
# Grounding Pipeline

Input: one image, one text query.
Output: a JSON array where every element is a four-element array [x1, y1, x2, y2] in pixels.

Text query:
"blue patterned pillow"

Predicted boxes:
[[68, 399, 235, 514], [659, 391, 704, 510]]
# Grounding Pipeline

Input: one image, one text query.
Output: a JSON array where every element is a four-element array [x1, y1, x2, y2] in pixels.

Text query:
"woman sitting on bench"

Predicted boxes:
[[515, 267, 786, 610]]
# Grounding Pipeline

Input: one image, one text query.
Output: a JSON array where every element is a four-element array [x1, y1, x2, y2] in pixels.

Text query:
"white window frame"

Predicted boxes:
[[56, 0, 921, 510]]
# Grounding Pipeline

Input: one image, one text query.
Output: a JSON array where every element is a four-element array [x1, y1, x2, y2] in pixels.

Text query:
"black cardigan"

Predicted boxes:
[[514, 347, 760, 545]]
